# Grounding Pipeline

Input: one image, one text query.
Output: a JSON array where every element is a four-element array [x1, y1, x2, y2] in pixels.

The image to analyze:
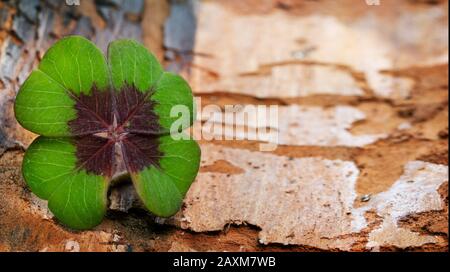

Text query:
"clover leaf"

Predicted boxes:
[[14, 36, 200, 230]]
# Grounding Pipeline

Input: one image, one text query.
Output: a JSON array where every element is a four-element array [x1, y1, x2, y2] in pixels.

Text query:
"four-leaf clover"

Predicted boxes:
[[14, 36, 200, 230]]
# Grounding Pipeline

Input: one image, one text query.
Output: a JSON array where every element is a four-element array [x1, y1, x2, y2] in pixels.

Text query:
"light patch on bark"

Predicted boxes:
[[64, 240, 80, 252], [174, 144, 361, 250], [354, 161, 448, 250], [190, 2, 446, 99], [28, 193, 53, 220], [174, 145, 448, 250], [198, 105, 386, 147]]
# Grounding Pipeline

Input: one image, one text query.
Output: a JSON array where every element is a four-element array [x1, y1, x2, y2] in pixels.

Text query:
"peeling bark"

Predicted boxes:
[[0, 0, 448, 252]]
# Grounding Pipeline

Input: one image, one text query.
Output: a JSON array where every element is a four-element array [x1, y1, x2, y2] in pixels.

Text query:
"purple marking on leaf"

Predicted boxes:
[[120, 133, 162, 173], [115, 83, 161, 134], [68, 85, 113, 136], [74, 135, 115, 177], [68, 83, 163, 177]]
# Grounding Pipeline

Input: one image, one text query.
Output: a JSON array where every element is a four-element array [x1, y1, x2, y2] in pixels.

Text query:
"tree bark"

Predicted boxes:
[[0, 0, 448, 252]]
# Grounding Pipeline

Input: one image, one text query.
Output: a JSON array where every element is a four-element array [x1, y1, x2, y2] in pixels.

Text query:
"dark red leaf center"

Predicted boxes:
[[68, 84, 163, 177]]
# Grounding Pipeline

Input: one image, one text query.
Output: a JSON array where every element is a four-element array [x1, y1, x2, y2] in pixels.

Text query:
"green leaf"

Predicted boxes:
[[22, 136, 109, 230], [14, 36, 110, 136], [107, 39, 195, 133], [14, 70, 77, 136], [152, 72, 196, 132], [39, 35, 109, 93], [130, 135, 201, 217], [16, 36, 201, 230], [108, 39, 163, 91]]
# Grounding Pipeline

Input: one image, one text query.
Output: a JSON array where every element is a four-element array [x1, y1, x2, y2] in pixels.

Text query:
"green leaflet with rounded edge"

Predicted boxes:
[[22, 136, 108, 230], [15, 36, 110, 136], [131, 135, 201, 217]]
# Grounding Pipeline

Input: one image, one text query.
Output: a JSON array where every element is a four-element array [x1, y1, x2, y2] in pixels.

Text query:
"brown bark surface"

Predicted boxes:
[[0, 0, 448, 251]]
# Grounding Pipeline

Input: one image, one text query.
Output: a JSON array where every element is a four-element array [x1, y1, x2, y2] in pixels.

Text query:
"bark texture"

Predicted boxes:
[[0, 0, 448, 252]]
